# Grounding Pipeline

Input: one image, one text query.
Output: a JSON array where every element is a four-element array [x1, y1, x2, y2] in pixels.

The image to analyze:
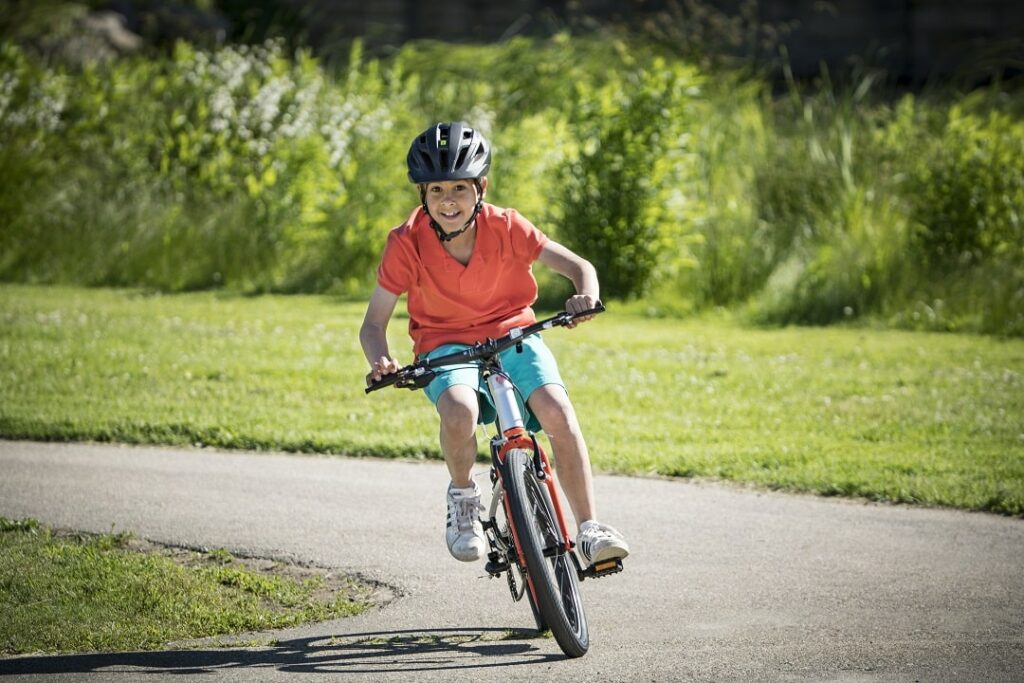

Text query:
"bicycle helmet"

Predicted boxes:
[[407, 122, 491, 242], [407, 122, 491, 184]]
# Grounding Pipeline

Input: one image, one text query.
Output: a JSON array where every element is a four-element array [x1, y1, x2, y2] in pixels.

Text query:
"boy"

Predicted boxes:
[[360, 122, 629, 568]]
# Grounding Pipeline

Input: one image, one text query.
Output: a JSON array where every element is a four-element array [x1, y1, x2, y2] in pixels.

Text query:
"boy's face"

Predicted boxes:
[[422, 178, 487, 234]]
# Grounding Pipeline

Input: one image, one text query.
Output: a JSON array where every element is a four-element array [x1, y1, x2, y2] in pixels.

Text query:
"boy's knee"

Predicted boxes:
[[437, 387, 479, 431], [542, 411, 582, 441], [530, 386, 581, 438]]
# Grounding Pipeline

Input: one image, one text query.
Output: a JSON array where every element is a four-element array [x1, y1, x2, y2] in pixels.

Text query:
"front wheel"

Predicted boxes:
[[504, 448, 589, 658]]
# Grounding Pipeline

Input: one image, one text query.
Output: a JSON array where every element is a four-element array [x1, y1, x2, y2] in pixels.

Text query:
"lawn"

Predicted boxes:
[[1, 284, 1022, 515], [0, 517, 371, 654]]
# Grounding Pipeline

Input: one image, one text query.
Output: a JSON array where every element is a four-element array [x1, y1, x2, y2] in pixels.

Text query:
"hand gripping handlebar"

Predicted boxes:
[[365, 302, 605, 394]]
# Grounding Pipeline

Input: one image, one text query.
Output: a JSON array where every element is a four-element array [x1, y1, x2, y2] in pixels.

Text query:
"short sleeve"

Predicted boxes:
[[508, 210, 549, 262], [377, 229, 416, 295]]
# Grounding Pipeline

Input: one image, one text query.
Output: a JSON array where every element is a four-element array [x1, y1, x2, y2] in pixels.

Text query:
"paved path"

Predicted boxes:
[[1, 440, 1022, 682]]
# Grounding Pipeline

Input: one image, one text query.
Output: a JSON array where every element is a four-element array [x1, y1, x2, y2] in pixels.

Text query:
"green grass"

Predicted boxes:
[[0, 517, 371, 655], [2, 284, 1023, 515]]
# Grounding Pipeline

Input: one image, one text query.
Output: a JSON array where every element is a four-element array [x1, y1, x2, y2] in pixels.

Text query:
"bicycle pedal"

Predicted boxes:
[[485, 559, 510, 575], [583, 557, 624, 579]]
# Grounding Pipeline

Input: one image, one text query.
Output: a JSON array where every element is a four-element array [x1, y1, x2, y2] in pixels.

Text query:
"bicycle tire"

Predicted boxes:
[[504, 448, 589, 657], [496, 498, 547, 631]]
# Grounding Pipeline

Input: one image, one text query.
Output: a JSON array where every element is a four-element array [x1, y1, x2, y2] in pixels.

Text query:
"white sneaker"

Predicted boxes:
[[576, 521, 630, 566], [446, 483, 485, 562]]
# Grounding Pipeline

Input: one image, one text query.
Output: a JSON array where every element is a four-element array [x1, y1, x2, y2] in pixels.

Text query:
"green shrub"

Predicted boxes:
[[906, 101, 1024, 268], [881, 93, 1024, 334], [1, 34, 1023, 336], [675, 75, 769, 309], [558, 48, 703, 299]]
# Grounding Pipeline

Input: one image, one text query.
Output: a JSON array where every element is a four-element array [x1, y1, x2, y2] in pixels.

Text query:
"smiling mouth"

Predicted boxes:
[[439, 210, 461, 220]]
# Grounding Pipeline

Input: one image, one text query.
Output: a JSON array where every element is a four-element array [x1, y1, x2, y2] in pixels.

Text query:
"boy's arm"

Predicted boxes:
[[536, 240, 601, 326], [360, 286, 402, 383]]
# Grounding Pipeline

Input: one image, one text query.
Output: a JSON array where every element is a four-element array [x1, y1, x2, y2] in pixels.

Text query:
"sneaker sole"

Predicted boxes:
[[589, 545, 630, 564], [448, 539, 486, 562]]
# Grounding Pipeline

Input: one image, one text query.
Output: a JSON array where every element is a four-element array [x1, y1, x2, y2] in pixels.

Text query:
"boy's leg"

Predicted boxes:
[[528, 384, 630, 566], [436, 383, 485, 561], [526, 384, 596, 524], [436, 384, 480, 486]]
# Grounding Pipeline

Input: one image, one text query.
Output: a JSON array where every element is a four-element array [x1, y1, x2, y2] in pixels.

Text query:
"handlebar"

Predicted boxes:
[[365, 302, 605, 394]]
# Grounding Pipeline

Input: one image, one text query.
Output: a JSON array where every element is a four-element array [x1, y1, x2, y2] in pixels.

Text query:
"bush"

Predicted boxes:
[[1, 34, 1023, 336], [676, 75, 769, 309], [558, 48, 703, 299], [884, 93, 1024, 334], [906, 100, 1024, 268], [0, 40, 418, 292]]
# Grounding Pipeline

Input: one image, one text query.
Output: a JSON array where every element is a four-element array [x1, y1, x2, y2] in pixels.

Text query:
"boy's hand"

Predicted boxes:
[[366, 356, 401, 385], [565, 294, 599, 328]]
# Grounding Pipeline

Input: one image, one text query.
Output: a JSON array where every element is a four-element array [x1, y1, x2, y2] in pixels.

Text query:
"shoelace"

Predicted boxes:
[[449, 494, 483, 532], [582, 524, 622, 541], [579, 524, 623, 557]]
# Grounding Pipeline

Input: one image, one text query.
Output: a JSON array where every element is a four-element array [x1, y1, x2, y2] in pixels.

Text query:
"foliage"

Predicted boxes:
[[0, 39, 412, 293], [744, 78, 1024, 334], [559, 45, 704, 299], [1, 35, 1023, 334], [673, 74, 768, 309], [899, 97, 1024, 335]]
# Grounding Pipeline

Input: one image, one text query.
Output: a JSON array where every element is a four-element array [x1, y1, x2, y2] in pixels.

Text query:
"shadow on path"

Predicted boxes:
[[0, 628, 563, 676]]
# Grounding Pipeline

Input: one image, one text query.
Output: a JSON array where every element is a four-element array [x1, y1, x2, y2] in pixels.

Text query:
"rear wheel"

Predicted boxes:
[[504, 448, 589, 658]]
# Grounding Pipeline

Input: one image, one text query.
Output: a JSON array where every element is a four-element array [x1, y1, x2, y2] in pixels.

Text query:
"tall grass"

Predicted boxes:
[[1, 35, 1022, 334]]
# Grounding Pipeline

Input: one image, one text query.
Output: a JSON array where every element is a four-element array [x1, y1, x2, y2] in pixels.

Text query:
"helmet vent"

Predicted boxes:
[[454, 146, 469, 170]]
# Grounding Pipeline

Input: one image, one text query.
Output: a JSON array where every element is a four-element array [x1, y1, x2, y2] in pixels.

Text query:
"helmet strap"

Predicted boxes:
[[420, 179, 485, 243]]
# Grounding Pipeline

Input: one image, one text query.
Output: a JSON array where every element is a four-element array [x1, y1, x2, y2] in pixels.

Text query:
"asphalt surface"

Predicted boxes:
[[0, 439, 1022, 682]]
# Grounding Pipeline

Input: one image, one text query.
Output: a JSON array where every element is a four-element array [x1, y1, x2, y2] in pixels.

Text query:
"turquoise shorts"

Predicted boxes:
[[421, 334, 564, 433]]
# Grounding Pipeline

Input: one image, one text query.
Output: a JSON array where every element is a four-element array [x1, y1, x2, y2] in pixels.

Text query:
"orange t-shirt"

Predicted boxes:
[[377, 203, 549, 356]]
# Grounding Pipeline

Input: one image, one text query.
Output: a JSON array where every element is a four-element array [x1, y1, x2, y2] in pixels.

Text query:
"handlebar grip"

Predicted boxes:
[[365, 372, 402, 394], [567, 301, 606, 320]]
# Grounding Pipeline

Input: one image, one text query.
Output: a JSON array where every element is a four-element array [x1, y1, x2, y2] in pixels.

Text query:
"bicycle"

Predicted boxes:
[[365, 303, 622, 658]]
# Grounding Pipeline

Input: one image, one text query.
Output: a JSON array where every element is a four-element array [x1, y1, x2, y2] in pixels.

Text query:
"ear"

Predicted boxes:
[[478, 177, 488, 198]]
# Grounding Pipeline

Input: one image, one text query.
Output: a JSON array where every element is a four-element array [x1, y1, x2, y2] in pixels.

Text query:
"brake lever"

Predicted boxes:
[[395, 367, 436, 390]]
